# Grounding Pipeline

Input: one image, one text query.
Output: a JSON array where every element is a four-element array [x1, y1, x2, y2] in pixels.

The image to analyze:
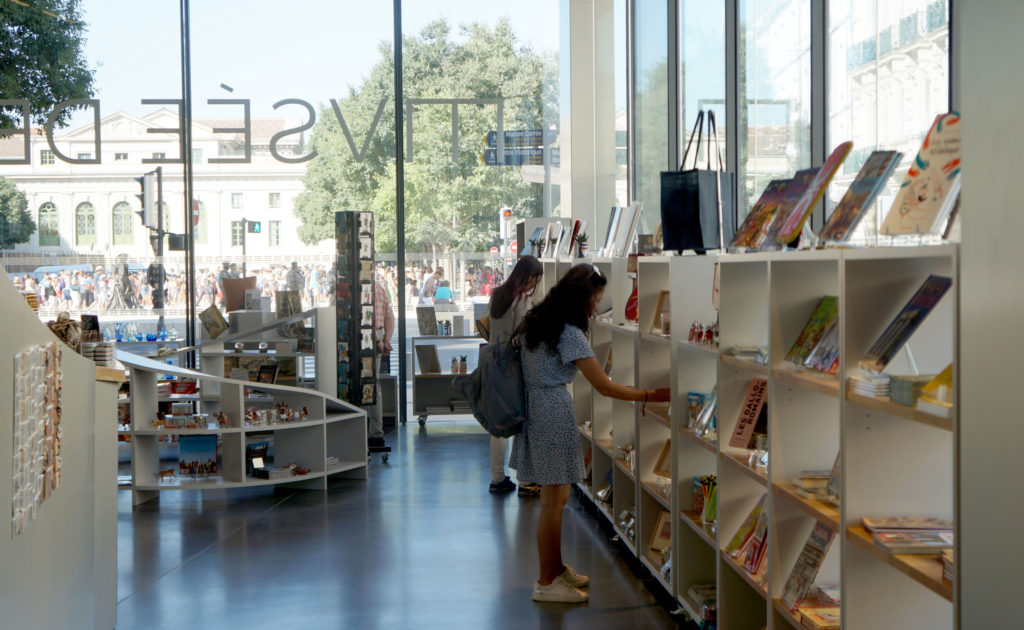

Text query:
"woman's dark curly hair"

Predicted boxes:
[[521, 264, 607, 352]]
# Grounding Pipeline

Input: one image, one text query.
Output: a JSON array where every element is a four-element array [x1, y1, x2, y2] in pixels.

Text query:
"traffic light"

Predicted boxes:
[[134, 172, 157, 229], [247, 221, 262, 234]]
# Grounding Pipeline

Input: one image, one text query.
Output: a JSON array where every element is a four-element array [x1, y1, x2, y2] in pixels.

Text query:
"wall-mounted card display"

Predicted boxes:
[[336, 211, 377, 406], [11, 341, 62, 536]]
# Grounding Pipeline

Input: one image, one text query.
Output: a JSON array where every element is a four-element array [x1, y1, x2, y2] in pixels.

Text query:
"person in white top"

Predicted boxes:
[[487, 255, 544, 495]]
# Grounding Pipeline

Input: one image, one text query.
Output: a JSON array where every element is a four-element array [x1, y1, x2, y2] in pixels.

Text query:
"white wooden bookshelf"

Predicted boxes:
[[569, 245, 959, 629], [118, 349, 366, 506]]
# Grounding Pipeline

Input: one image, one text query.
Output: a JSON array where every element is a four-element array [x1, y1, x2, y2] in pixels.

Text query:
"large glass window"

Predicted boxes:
[[75, 201, 97, 246], [738, 0, 812, 217], [230, 221, 244, 247], [112, 201, 133, 245], [38, 202, 59, 247], [680, 2, 727, 170], [633, 0, 670, 231], [827, 0, 949, 240]]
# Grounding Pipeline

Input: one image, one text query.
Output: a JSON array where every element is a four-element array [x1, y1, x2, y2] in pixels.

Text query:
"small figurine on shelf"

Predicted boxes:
[[451, 356, 459, 373], [217, 412, 228, 428], [152, 411, 167, 429], [703, 325, 714, 346], [576, 232, 589, 257], [459, 355, 467, 374], [300, 406, 309, 419], [156, 468, 176, 481]]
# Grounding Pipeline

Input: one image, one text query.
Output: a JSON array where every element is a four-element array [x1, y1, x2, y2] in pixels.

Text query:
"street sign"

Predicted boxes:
[[485, 129, 543, 148], [489, 246, 499, 255], [480, 147, 560, 167], [510, 239, 518, 254]]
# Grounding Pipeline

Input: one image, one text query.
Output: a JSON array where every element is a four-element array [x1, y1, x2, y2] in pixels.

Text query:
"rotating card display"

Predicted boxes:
[[335, 211, 377, 406]]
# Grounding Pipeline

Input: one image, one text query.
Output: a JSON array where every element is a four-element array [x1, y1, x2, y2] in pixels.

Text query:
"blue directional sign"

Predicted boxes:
[[485, 129, 544, 148], [480, 147, 560, 167]]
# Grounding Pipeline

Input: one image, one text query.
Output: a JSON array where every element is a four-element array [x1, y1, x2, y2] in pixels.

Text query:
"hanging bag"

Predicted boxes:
[[660, 110, 737, 253], [452, 332, 527, 437]]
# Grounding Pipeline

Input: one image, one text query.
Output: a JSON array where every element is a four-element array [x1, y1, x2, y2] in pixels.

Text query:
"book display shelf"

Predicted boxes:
[[119, 349, 366, 506], [569, 245, 958, 630]]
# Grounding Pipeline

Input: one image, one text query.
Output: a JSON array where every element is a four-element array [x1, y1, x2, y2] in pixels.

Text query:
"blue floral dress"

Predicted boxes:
[[509, 324, 594, 485]]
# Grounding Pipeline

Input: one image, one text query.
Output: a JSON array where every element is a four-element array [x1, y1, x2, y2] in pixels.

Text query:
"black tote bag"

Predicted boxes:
[[660, 110, 736, 252]]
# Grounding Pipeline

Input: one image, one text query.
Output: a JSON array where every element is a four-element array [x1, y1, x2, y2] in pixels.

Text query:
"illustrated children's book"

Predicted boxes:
[[724, 493, 767, 557], [859, 275, 952, 373], [881, 112, 962, 236], [756, 168, 821, 250], [781, 522, 837, 610], [785, 296, 839, 365], [730, 179, 792, 250], [803, 320, 840, 375], [819, 150, 903, 242], [771, 142, 853, 246]]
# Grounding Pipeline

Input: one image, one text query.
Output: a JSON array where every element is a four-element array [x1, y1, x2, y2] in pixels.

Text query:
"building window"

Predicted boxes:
[[231, 220, 244, 246], [192, 148, 203, 163], [114, 152, 128, 161], [77, 152, 92, 161], [40, 150, 55, 165], [231, 193, 243, 209], [152, 152, 166, 160], [75, 201, 97, 246], [269, 220, 281, 246], [112, 201, 133, 246], [269, 192, 280, 208], [195, 201, 208, 244], [38, 202, 59, 246]]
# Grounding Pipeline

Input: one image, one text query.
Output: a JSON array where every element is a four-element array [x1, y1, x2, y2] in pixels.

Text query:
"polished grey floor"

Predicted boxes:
[[116, 421, 692, 629]]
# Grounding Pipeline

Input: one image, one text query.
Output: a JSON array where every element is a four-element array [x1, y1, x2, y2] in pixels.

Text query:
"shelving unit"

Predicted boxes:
[[410, 335, 485, 424], [118, 349, 366, 505], [569, 245, 959, 629]]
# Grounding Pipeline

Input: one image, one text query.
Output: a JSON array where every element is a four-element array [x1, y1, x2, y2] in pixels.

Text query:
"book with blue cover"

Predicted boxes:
[[859, 275, 952, 373]]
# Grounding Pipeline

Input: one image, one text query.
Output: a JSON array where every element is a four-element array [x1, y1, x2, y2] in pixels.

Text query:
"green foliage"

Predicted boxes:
[[0, 0, 95, 128], [0, 177, 35, 249], [293, 18, 557, 253]]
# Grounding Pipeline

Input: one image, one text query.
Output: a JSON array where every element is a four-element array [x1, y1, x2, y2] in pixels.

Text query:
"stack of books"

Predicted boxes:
[[863, 516, 953, 555], [941, 549, 954, 582], [727, 345, 769, 365], [889, 374, 933, 406], [849, 374, 891, 398], [799, 607, 840, 629], [791, 470, 832, 500]]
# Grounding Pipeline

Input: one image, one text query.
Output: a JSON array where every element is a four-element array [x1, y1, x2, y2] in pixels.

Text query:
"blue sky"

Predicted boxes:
[[72, 0, 560, 126]]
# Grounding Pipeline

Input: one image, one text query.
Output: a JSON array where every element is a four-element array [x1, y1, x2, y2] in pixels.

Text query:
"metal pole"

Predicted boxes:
[[179, 0, 197, 364], [394, 0, 408, 425], [241, 219, 247, 278]]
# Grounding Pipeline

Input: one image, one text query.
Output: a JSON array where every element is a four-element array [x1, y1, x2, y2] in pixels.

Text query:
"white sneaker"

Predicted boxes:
[[559, 564, 590, 588], [532, 578, 589, 603]]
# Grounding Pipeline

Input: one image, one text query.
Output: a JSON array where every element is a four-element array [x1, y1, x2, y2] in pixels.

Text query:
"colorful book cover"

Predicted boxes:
[[743, 507, 770, 574], [861, 516, 952, 532], [730, 179, 792, 250], [178, 435, 218, 476], [781, 522, 837, 610], [881, 112, 962, 235], [917, 363, 954, 407], [872, 530, 954, 554], [825, 453, 841, 506], [785, 296, 839, 365], [773, 142, 853, 245], [728, 378, 768, 448], [803, 320, 840, 375], [859, 275, 952, 372], [724, 493, 767, 557], [687, 392, 708, 428], [758, 168, 821, 250], [819, 150, 903, 242]]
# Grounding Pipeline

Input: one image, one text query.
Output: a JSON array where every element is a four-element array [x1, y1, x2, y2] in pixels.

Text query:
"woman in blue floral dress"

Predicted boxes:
[[510, 264, 670, 603]]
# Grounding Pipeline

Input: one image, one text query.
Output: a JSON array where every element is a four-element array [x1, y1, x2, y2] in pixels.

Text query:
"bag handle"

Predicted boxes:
[[679, 110, 705, 171], [707, 110, 725, 172]]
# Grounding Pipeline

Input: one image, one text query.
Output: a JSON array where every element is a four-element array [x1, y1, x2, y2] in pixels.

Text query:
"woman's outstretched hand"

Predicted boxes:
[[647, 388, 671, 403]]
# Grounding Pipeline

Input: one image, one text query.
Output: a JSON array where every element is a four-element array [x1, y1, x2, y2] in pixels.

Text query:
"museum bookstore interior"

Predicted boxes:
[[0, 1, 1019, 628]]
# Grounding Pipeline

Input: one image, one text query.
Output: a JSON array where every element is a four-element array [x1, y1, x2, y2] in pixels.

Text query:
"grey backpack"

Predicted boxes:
[[453, 333, 526, 438]]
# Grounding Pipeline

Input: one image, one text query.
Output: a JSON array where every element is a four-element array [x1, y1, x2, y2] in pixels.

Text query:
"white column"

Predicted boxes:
[[958, 2, 1023, 627]]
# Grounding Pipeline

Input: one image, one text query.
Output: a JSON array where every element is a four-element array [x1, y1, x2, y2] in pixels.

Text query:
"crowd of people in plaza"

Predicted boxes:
[[8, 258, 512, 315]]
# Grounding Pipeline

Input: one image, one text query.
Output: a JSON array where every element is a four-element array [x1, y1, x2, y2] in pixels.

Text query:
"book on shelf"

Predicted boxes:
[[613, 201, 643, 258], [825, 453, 841, 507], [728, 378, 767, 449], [601, 206, 623, 257], [781, 522, 837, 610], [819, 149, 904, 243], [881, 112, 962, 237], [649, 510, 672, 559], [729, 179, 792, 250], [889, 374, 933, 406], [743, 505, 770, 575], [754, 168, 819, 250], [799, 607, 840, 630], [686, 583, 717, 608], [792, 469, 831, 491], [941, 549, 955, 582], [653, 439, 671, 478], [873, 530, 954, 555], [414, 344, 441, 375], [916, 363, 954, 417], [861, 515, 953, 533], [859, 275, 953, 373], [785, 296, 839, 366], [724, 493, 767, 558], [769, 142, 853, 247], [520, 226, 544, 257], [812, 584, 840, 607], [692, 389, 718, 437], [848, 374, 891, 398], [803, 320, 840, 375], [687, 392, 708, 428]]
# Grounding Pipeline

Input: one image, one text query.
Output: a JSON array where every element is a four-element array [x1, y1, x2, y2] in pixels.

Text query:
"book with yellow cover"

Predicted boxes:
[[799, 607, 840, 630]]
